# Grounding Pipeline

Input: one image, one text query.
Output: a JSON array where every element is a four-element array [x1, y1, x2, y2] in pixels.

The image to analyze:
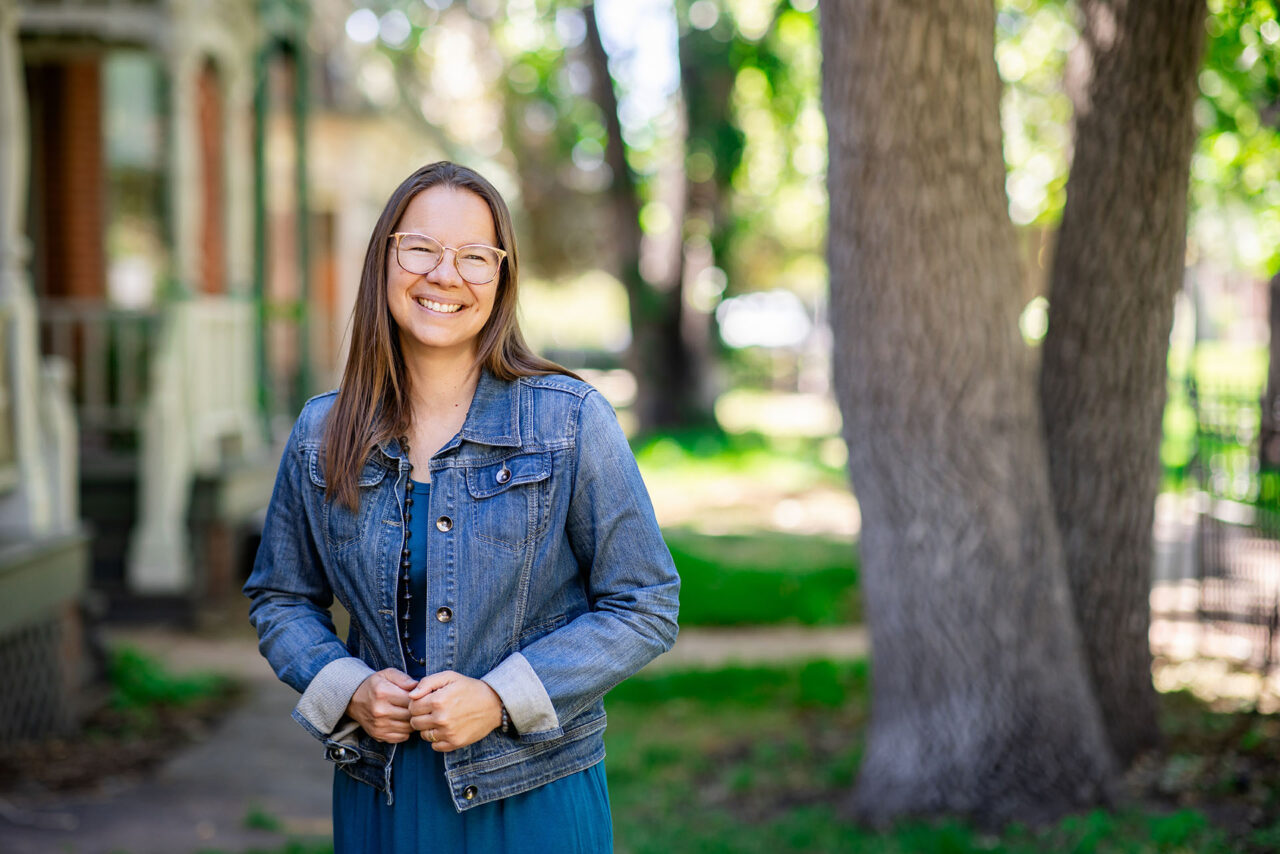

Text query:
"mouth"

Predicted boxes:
[[414, 296, 463, 314]]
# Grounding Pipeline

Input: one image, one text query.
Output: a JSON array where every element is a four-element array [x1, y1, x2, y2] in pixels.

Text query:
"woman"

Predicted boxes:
[[243, 161, 680, 852]]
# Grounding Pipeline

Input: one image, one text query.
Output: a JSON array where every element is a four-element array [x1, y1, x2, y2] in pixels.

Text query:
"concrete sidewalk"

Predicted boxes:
[[2, 629, 333, 854], [0, 619, 868, 854]]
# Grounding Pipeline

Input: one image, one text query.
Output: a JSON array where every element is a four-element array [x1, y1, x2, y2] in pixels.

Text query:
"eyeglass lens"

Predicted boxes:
[[397, 234, 501, 284]]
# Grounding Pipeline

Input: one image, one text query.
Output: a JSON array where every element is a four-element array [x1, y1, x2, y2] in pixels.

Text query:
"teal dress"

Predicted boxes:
[[332, 479, 613, 853]]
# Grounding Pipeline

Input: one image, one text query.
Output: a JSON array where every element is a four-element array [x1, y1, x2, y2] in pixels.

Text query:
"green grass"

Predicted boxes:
[[243, 804, 285, 833], [665, 527, 860, 626], [634, 428, 848, 494], [604, 661, 1280, 853], [102, 646, 236, 732], [196, 843, 333, 854]]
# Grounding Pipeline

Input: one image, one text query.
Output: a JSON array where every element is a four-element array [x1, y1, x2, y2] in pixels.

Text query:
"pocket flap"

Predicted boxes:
[[465, 452, 551, 499], [307, 448, 388, 489]]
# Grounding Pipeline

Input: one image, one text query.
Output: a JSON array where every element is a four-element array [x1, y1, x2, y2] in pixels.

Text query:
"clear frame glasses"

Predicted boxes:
[[389, 232, 507, 285]]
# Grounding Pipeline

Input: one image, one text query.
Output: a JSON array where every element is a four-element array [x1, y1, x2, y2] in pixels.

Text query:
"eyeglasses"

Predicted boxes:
[[389, 232, 507, 285]]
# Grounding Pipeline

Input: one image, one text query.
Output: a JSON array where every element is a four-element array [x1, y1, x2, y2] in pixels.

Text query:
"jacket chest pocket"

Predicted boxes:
[[307, 449, 389, 554], [465, 452, 551, 552]]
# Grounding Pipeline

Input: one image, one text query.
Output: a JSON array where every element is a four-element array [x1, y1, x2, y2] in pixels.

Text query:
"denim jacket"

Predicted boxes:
[[243, 371, 680, 810]]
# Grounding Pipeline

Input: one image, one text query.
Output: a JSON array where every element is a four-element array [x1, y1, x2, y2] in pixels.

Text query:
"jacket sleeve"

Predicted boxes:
[[242, 418, 375, 741], [481, 389, 680, 740]]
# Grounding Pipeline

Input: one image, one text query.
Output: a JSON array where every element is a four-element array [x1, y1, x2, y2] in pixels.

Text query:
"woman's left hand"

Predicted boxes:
[[408, 671, 505, 752]]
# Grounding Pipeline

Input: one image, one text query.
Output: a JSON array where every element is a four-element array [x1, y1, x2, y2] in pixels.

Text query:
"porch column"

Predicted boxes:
[[0, 2, 70, 537]]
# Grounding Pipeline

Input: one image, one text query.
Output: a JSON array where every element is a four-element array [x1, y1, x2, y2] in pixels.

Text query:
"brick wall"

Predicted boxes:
[[198, 59, 226, 295], [26, 58, 107, 301]]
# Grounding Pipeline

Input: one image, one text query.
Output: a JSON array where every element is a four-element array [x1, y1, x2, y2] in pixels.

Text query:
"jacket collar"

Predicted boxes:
[[376, 369, 521, 464], [456, 369, 522, 448]]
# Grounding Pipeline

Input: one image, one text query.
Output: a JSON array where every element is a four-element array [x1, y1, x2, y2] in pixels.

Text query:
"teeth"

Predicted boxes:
[[415, 297, 462, 313]]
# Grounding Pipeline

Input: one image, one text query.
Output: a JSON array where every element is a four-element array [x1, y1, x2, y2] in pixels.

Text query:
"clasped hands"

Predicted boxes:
[[345, 668, 504, 752]]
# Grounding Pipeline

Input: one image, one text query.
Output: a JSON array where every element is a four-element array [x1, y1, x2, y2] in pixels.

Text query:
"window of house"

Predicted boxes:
[[104, 51, 166, 309]]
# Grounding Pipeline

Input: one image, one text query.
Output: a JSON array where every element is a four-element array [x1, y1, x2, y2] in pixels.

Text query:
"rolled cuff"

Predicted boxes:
[[294, 656, 375, 737], [481, 652, 559, 734]]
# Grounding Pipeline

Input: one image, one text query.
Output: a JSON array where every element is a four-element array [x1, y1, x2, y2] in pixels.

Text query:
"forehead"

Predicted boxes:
[[396, 185, 498, 245]]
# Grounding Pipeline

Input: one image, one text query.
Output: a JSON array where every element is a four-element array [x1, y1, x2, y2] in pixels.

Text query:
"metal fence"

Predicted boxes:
[[1189, 379, 1280, 676]]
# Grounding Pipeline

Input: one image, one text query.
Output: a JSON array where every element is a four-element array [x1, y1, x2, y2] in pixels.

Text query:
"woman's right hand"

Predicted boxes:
[[346, 669, 419, 743]]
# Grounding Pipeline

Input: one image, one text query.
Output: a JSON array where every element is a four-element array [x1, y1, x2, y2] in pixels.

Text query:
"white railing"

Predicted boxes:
[[38, 295, 265, 592], [37, 298, 159, 444], [128, 295, 264, 593]]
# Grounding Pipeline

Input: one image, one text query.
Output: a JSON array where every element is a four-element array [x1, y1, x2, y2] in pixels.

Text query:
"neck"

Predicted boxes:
[[402, 345, 483, 418]]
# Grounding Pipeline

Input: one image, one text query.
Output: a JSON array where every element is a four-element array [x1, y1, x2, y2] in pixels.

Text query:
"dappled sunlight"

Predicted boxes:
[[714, 389, 843, 439], [635, 389, 858, 536], [647, 476, 859, 538]]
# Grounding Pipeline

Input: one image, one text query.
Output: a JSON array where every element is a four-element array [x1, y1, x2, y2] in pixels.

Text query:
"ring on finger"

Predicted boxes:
[[427, 729, 437, 743]]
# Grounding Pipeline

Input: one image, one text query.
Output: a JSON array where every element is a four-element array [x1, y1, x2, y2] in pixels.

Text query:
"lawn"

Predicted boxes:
[[632, 426, 862, 628], [604, 661, 1280, 854], [665, 526, 860, 626]]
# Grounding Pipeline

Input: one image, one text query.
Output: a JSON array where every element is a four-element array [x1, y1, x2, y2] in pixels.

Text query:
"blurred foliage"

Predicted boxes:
[[604, 660, 1280, 852], [1192, 0, 1280, 276], [997, 0, 1280, 277], [202, 841, 334, 854], [108, 645, 232, 716]]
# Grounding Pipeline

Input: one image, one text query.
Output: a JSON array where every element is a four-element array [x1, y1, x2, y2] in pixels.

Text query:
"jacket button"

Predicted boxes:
[[463, 785, 478, 800], [436, 607, 453, 623], [326, 745, 358, 764], [436, 516, 453, 532], [496, 467, 511, 484]]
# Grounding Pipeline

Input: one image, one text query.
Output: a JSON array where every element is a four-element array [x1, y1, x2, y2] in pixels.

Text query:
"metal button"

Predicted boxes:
[[496, 467, 511, 484], [326, 745, 358, 765], [436, 516, 453, 532], [463, 785, 478, 800], [436, 607, 453, 623]]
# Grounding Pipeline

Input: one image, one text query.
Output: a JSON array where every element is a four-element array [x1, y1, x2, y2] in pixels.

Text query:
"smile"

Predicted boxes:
[[415, 297, 463, 314]]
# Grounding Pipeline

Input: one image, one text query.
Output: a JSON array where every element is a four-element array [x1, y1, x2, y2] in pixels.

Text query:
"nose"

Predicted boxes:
[[426, 247, 464, 286]]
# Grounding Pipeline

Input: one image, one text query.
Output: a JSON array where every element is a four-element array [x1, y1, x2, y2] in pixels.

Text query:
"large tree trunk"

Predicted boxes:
[[582, 3, 711, 433], [1039, 0, 1206, 766], [822, 0, 1114, 824]]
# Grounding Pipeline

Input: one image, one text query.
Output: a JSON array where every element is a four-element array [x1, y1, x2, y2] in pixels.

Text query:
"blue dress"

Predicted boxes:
[[332, 478, 613, 853]]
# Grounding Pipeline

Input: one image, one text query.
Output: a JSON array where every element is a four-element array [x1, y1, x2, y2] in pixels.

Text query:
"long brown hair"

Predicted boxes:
[[323, 161, 577, 511]]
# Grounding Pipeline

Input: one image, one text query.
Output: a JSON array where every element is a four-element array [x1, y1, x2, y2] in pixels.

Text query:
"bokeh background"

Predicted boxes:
[[2, 0, 1279, 851]]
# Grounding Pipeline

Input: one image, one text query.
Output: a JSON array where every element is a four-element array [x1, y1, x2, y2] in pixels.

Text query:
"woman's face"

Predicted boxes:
[[386, 185, 501, 363]]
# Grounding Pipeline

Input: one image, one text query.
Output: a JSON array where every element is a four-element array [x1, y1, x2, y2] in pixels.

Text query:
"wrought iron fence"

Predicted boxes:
[[1189, 378, 1280, 676]]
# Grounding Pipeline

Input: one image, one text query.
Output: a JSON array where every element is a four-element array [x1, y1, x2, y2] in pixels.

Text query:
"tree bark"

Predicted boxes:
[[1039, 0, 1206, 766], [822, 0, 1115, 824], [582, 2, 711, 433]]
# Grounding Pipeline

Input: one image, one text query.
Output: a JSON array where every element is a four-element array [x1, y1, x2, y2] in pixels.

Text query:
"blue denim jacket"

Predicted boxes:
[[243, 371, 680, 810]]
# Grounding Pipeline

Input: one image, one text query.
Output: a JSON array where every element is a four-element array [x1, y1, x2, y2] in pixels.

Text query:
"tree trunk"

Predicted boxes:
[[1039, 0, 1206, 766], [822, 0, 1114, 824], [582, 2, 711, 433]]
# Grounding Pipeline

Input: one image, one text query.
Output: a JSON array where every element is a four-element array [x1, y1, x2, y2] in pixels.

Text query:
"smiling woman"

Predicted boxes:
[[243, 162, 680, 853], [385, 188, 502, 361]]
